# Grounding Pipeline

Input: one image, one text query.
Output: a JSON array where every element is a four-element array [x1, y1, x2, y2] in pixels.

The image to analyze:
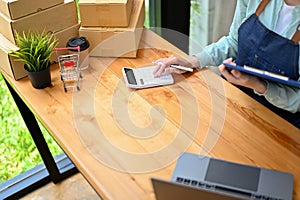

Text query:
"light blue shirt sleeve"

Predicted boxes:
[[193, 0, 300, 113], [194, 0, 250, 67]]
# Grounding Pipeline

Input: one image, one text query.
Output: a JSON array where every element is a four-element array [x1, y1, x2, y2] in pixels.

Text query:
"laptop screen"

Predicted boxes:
[[205, 159, 261, 192]]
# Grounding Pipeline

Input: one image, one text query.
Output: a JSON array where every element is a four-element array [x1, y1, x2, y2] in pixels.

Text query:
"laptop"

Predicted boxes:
[[151, 152, 294, 200]]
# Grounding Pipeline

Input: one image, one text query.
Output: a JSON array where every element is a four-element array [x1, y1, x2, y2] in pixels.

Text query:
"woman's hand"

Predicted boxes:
[[153, 55, 200, 77], [219, 58, 267, 94]]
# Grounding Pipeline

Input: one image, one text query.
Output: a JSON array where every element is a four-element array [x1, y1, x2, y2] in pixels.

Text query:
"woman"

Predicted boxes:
[[154, 0, 300, 128]]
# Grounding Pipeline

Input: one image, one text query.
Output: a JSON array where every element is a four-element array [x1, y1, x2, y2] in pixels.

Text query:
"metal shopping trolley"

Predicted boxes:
[[55, 46, 82, 92]]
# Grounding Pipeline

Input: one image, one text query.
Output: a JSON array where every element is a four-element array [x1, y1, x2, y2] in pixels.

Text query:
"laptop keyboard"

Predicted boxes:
[[175, 176, 283, 200], [175, 177, 215, 189]]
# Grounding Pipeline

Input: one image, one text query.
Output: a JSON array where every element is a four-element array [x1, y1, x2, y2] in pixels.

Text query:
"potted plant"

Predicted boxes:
[[10, 30, 57, 89]]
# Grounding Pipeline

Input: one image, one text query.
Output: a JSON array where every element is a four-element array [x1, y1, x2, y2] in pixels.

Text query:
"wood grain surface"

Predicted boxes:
[[2, 29, 300, 200]]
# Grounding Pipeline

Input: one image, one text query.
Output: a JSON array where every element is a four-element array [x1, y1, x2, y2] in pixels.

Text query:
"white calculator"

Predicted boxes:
[[122, 66, 174, 89]]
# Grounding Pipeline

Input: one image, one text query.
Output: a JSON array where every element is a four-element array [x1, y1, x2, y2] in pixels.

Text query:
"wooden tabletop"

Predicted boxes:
[[2, 29, 300, 200]]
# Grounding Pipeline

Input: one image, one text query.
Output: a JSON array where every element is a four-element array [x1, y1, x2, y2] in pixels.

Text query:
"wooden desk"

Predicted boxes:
[[2, 29, 300, 199]]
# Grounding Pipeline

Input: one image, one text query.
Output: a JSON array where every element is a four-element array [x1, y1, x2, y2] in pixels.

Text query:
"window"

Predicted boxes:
[[147, 0, 236, 54]]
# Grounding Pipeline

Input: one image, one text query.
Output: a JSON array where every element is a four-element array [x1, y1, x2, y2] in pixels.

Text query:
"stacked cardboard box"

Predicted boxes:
[[0, 0, 80, 80], [79, 0, 134, 27], [78, 0, 145, 58], [0, 0, 63, 20], [0, 33, 25, 80]]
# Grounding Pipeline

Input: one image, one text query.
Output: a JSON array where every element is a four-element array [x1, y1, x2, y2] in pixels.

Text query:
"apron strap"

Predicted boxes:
[[255, 0, 270, 16], [291, 25, 300, 44], [255, 0, 300, 44]]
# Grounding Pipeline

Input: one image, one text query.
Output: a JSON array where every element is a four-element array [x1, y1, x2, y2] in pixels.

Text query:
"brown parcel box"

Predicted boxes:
[[0, 24, 80, 80], [79, 0, 144, 58], [0, 0, 64, 20], [0, 33, 26, 80], [0, 0, 78, 44], [79, 0, 133, 27]]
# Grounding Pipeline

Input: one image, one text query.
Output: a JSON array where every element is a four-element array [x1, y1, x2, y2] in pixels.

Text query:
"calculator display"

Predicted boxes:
[[124, 68, 137, 85]]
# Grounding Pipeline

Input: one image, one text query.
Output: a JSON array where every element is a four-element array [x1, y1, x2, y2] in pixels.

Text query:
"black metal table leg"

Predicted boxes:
[[0, 75, 78, 199]]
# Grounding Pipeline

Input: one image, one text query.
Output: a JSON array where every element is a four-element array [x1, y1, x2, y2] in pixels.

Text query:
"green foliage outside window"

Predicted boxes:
[[0, 75, 62, 183]]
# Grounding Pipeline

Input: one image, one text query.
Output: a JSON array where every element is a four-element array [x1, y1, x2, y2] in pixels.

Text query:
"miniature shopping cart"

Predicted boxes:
[[55, 46, 82, 92]]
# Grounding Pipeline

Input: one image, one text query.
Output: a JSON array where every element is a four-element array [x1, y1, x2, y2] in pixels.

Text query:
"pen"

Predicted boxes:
[[153, 62, 193, 72], [170, 65, 194, 72]]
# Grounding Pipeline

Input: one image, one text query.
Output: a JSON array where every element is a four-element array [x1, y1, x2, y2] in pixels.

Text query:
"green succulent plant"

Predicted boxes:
[[10, 30, 57, 72]]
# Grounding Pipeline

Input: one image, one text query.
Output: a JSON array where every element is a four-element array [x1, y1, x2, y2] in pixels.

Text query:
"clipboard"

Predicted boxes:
[[223, 63, 300, 88]]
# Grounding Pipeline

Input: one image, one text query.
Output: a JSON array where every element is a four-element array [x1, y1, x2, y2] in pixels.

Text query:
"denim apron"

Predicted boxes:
[[234, 0, 300, 128]]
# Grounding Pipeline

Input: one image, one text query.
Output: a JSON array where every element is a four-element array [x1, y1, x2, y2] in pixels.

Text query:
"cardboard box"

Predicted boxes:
[[79, 0, 133, 27], [0, 0, 64, 20], [0, 0, 78, 44], [79, 0, 144, 58], [0, 33, 26, 80]]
